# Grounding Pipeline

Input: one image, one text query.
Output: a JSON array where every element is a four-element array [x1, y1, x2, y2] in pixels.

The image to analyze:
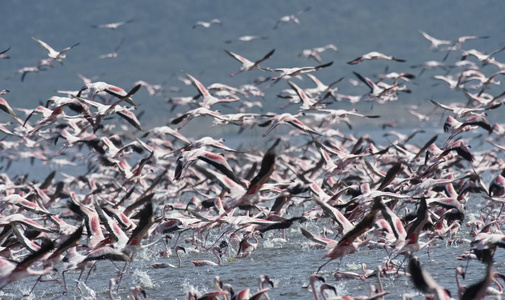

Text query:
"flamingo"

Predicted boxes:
[[77, 81, 139, 107], [0, 241, 56, 290], [299, 44, 338, 62], [353, 71, 402, 101], [17, 66, 41, 82], [173, 148, 242, 185], [456, 266, 467, 299], [461, 261, 494, 300], [129, 285, 147, 299], [0, 46, 10, 59], [32, 37, 79, 63], [151, 246, 186, 268], [182, 71, 238, 108], [170, 107, 227, 130], [265, 61, 333, 81], [225, 35, 268, 44], [258, 275, 274, 290], [273, 7, 311, 29], [286, 80, 320, 110], [192, 246, 223, 266], [430, 98, 498, 118], [0, 96, 24, 125], [192, 18, 221, 29], [259, 113, 320, 137], [237, 231, 260, 258], [489, 170, 505, 197], [419, 30, 451, 50], [109, 278, 117, 300], [224, 49, 275, 77], [317, 199, 381, 272], [408, 256, 451, 299], [99, 37, 124, 59], [91, 19, 133, 29], [347, 51, 405, 65], [308, 274, 326, 300]]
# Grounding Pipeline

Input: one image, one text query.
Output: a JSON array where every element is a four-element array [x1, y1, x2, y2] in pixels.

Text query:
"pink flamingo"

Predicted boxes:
[[265, 61, 333, 81], [192, 246, 223, 266], [182, 71, 237, 108], [151, 246, 186, 269], [0, 241, 56, 290], [317, 199, 381, 272], [77, 81, 139, 107], [419, 30, 451, 50], [347, 51, 405, 65], [91, 19, 133, 30], [192, 19, 221, 29], [259, 113, 320, 137], [224, 49, 275, 77], [32, 37, 79, 63]]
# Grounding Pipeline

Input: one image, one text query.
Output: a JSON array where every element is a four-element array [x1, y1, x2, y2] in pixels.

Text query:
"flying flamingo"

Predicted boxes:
[[408, 256, 451, 300], [265, 61, 333, 81], [173, 148, 242, 185], [299, 44, 338, 63], [182, 71, 238, 108], [17, 66, 41, 82], [91, 19, 133, 29], [489, 170, 505, 197], [99, 37, 124, 59], [76, 83, 142, 131], [77, 81, 139, 107], [317, 198, 381, 272], [170, 107, 227, 130], [0, 241, 56, 290], [259, 113, 320, 137], [419, 30, 451, 50], [224, 48, 275, 77], [32, 37, 79, 63], [285, 80, 320, 110], [192, 18, 221, 29], [352, 71, 401, 101], [225, 35, 268, 44], [347, 51, 405, 65], [0, 96, 24, 125], [0, 46, 10, 59], [461, 261, 494, 300], [273, 7, 311, 29]]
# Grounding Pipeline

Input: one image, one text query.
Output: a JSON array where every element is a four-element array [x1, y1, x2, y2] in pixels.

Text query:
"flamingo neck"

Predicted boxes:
[[213, 248, 222, 265], [251, 232, 259, 246], [176, 251, 182, 268], [492, 272, 503, 293]]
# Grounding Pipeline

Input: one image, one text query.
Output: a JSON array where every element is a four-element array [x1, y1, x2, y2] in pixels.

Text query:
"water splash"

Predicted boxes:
[[132, 269, 154, 288], [77, 281, 96, 299]]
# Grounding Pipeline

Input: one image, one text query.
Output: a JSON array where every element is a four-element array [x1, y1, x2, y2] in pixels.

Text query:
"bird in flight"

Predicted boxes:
[[347, 51, 405, 65], [32, 37, 79, 63], [91, 19, 133, 30], [224, 49, 275, 77]]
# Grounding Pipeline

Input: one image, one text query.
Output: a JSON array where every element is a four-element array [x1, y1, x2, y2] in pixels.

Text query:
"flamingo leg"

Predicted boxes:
[[62, 270, 70, 295], [116, 260, 131, 292], [317, 259, 332, 273], [84, 262, 97, 283], [27, 275, 42, 296], [76, 268, 85, 285]]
